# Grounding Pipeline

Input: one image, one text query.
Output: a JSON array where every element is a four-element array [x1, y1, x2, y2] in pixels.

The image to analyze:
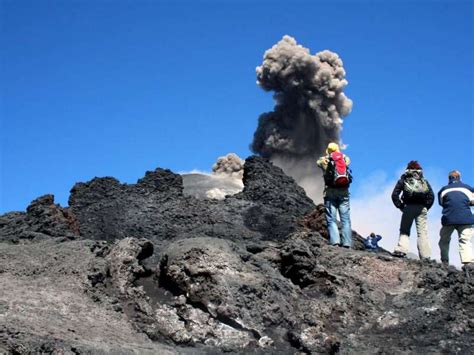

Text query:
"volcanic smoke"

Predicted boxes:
[[251, 35, 353, 202], [212, 153, 245, 179]]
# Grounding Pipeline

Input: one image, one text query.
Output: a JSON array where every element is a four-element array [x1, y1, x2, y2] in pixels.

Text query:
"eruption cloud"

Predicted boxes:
[[212, 153, 245, 179], [202, 153, 245, 200], [251, 35, 353, 202]]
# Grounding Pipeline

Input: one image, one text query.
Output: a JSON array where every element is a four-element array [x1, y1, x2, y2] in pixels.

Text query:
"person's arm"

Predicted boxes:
[[425, 181, 435, 209], [469, 184, 474, 206], [438, 188, 444, 207], [316, 156, 328, 170], [391, 179, 404, 210], [344, 155, 351, 166]]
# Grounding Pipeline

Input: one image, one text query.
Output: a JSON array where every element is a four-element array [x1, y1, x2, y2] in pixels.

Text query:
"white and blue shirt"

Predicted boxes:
[[438, 181, 474, 226]]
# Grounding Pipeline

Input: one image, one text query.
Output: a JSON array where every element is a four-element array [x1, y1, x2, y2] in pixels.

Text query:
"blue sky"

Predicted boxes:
[[1, 0, 473, 213]]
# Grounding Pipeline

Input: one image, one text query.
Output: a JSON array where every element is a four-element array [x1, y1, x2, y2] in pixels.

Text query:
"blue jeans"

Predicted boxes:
[[324, 195, 352, 247]]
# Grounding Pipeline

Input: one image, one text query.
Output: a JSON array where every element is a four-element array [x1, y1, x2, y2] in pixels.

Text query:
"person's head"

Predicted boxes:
[[406, 160, 422, 170], [448, 170, 461, 183], [326, 142, 339, 155]]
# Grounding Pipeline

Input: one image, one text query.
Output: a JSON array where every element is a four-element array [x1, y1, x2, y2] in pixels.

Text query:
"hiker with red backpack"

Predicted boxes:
[[391, 161, 434, 260], [317, 142, 353, 248]]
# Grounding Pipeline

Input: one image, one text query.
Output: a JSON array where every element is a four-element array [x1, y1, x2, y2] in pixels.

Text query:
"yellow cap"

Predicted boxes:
[[326, 142, 339, 155]]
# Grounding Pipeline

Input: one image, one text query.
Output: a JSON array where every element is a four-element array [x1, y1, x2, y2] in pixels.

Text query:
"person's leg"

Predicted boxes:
[[456, 225, 473, 264], [324, 197, 340, 245], [415, 206, 431, 259], [339, 196, 352, 247], [394, 205, 415, 254], [439, 225, 454, 264]]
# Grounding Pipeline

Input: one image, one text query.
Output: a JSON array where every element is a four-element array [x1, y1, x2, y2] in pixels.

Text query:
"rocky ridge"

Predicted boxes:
[[0, 156, 472, 354]]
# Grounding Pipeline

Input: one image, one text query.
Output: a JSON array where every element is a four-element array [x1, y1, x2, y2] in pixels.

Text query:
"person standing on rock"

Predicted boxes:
[[437, 170, 474, 270], [317, 142, 352, 248], [391, 161, 434, 259]]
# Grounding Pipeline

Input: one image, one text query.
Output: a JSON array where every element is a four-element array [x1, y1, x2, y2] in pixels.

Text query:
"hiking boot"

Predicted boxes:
[[392, 251, 407, 258], [462, 262, 474, 272], [331, 243, 341, 247], [441, 260, 449, 266], [342, 245, 351, 249]]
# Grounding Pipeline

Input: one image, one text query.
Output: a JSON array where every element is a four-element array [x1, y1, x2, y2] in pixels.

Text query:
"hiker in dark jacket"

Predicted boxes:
[[391, 161, 434, 259], [438, 170, 474, 270]]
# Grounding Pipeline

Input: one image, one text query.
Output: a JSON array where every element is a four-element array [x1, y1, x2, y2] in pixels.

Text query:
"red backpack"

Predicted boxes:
[[326, 152, 352, 187]]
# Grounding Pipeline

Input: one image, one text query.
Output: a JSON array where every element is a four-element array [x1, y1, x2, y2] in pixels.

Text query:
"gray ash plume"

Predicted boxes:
[[212, 153, 245, 179], [251, 35, 353, 202]]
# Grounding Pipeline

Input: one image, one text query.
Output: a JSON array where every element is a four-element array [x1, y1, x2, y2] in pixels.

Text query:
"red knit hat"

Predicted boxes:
[[406, 160, 422, 170]]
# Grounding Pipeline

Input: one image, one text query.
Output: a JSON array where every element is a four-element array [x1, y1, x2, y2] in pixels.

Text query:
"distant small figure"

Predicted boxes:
[[364, 233, 382, 251], [391, 161, 434, 259], [317, 142, 353, 248], [437, 170, 474, 271]]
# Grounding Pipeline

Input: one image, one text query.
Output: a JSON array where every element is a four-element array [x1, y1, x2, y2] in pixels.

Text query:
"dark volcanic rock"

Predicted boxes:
[[278, 232, 474, 354], [238, 156, 312, 209], [1, 155, 473, 354], [0, 194, 79, 243], [301, 204, 329, 239], [236, 156, 315, 240], [0, 239, 175, 354], [160, 237, 298, 336], [68, 156, 315, 246]]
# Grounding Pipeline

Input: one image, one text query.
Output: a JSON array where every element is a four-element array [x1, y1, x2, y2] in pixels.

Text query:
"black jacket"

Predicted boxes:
[[391, 170, 434, 210]]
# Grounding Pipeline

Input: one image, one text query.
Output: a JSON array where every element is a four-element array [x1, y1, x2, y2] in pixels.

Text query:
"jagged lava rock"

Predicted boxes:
[[1, 155, 473, 354], [160, 237, 299, 336], [0, 194, 79, 243], [68, 156, 315, 246], [234, 156, 315, 240]]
